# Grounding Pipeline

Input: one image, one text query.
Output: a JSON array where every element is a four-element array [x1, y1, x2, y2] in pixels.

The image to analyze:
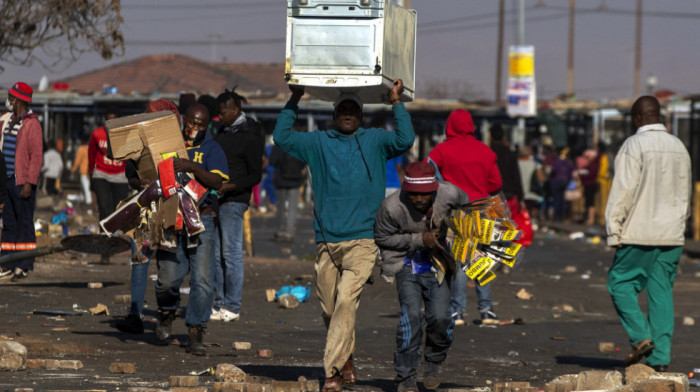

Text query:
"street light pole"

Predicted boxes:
[[495, 0, 505, 102], [633, 0, 642, 97], [567, 0, 576, 98]]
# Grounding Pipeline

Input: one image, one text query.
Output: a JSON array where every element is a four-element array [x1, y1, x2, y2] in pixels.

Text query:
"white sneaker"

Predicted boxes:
[[209, 308, 223, 321], [220, 309, 240, 322]]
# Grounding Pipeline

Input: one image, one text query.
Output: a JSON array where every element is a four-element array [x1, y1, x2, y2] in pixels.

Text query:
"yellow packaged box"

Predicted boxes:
[[105, 111, 187, 182]]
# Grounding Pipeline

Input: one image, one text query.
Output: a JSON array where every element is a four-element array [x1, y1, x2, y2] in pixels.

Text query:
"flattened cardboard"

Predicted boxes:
[[106, 111, 188, 182]]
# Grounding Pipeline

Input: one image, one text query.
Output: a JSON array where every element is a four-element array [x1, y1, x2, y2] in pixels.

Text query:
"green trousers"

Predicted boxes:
[[607, 245, 682, 367]]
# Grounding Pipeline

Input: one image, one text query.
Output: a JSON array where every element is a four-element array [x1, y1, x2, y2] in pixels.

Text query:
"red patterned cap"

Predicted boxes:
[[10, 82, 33, 103], [402, 162, 439, 193]]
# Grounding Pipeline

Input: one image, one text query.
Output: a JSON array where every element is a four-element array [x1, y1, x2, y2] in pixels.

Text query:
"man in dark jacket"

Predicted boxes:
[[270, 143, 305, 242], [211, 87, 264, 323], [489, 124, 523, 206], [375, 162, 469, 392]]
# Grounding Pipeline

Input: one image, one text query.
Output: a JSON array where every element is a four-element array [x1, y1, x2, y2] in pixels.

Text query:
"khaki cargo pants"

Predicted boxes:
[[315, 239, 377, 378]]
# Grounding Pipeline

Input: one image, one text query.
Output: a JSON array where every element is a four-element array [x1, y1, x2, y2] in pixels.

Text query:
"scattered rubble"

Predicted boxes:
[[0, 341, 26, 371], [516, 288, 533, 300]]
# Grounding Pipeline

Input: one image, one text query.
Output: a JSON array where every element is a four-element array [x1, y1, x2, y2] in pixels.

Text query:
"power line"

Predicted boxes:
[[122, 1, 279, 10], [540, 4, 700, 19], [126, 37, 284, 46]]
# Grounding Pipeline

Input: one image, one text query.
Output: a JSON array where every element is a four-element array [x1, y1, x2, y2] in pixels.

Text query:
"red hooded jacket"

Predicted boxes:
[[428, 109, 502, 200]]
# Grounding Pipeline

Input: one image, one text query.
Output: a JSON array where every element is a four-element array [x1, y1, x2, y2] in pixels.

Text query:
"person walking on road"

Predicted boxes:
[[375, 162, 469, 392], [88, 106, 130, 223], [606, 96, 691, 372], [0, 82, 44, 281], [427, 109, 502, 326], [71, 135, 92, 206], [270, 143, 305, 243], [211, 87, 264, 323], [115, 98, 182, 335], [273, 79, 414, 392], [41, 140, 63, 196], [154, 104, 229, 356]]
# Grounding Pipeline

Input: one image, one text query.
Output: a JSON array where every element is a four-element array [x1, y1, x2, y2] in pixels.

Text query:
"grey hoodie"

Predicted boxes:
[[374, 181, 469, 283]]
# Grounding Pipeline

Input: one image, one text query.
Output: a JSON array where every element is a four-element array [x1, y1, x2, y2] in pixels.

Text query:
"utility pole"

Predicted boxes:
[[633, 0, 642, 97], [567, 0, 575, 98], [515, 0, 526, 148], [495, 0, 505, 102], [518, 0, 525, 45]]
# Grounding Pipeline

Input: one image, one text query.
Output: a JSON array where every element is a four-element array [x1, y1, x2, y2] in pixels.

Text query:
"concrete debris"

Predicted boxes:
[[516, 288, 533, 300], [647, 373, 690, 392], [113, 294, 131, 303], [110, 362, 136, 374], [87, 282, 103, 289], [544, 374, 577, 392], [234, 342, 252, 350], [563, 266, 577, 273], [630, 378, 684, 392], [89, 303, 110, 316], [575, 370, 624, 391], [682, 316, 694, 326], [169, 375, 200, 387], [598, 342, 615, 353], [0, 341, 27, 371], [625, 364, 655, 384], [278, 294, 300, 309], [552, 304, 574, 312], [215, 363, 247, 383]]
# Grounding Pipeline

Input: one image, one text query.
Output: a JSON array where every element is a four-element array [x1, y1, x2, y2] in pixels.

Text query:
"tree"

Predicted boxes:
[[0, 0, 124, 73]]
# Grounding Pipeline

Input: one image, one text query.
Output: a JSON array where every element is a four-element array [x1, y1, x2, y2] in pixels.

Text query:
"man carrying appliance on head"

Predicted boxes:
[[273, 80, 414, 392]]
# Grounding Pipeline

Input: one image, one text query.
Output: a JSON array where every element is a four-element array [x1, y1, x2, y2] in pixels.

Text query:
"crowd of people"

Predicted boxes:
[[0, 79, 691, 392]]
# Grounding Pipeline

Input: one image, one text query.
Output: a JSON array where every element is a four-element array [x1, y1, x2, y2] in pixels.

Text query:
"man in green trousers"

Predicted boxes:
[[605, 96, 691, 372]]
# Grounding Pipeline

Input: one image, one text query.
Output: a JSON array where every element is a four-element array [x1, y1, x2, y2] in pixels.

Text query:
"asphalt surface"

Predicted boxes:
[[1, 205, 699, 391]]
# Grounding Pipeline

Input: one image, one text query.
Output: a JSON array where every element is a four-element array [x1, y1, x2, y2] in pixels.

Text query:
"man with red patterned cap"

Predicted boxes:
[[0, 82, 44, 281], [375, 161, 469, 392]]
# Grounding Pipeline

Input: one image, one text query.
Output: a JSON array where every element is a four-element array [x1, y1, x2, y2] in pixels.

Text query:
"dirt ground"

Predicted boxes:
[[1, 203, 699, 391]]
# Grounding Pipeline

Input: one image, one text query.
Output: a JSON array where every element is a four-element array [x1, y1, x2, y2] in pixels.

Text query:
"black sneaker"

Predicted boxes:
[[186, 325, 206, 356], [116, 313, 144, 334], [10, 269, 28, 282], [423, 362, 442, 390], [397, 376, 418, 392], [155, 310, 176, 341]]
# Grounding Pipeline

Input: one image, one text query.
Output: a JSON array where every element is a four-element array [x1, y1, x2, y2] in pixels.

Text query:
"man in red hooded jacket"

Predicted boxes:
[[427, 109, 502, 325]]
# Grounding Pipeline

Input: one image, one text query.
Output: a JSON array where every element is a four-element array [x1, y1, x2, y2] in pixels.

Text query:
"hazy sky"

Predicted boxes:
[[1, 0, 699, 102]]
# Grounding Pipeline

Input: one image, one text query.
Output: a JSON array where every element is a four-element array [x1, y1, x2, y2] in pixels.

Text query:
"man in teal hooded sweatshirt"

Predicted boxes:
[[273, 79, 414, 392]]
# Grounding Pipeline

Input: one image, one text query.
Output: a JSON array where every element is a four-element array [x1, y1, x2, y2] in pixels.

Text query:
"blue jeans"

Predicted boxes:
[[130, 260, 150, 316], [450, 261, 494, 315], [155, 213, 216, 326], [213, 202, 247, 313], [394, 265, 453, 382]]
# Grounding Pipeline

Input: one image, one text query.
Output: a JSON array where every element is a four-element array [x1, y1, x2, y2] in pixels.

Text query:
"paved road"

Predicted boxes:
[[1, 207, 699, 390]]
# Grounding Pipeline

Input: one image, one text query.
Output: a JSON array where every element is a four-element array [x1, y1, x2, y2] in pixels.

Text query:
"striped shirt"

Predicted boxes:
[[1, 112, 26, 177]]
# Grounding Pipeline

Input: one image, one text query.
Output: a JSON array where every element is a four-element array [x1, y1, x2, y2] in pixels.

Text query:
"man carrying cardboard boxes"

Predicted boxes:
[[153, 104, 229, 356], [273, 79, 414, 392], [102, 102, 229, 355]]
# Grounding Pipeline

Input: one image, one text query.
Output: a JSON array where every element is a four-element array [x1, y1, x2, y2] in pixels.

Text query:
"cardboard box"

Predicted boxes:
[[285, 0, 416, 103], [105, 111, 188, 182]]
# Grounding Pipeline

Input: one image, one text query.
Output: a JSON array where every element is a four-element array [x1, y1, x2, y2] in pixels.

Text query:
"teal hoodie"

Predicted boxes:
[[273, 101, 414, 242]]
